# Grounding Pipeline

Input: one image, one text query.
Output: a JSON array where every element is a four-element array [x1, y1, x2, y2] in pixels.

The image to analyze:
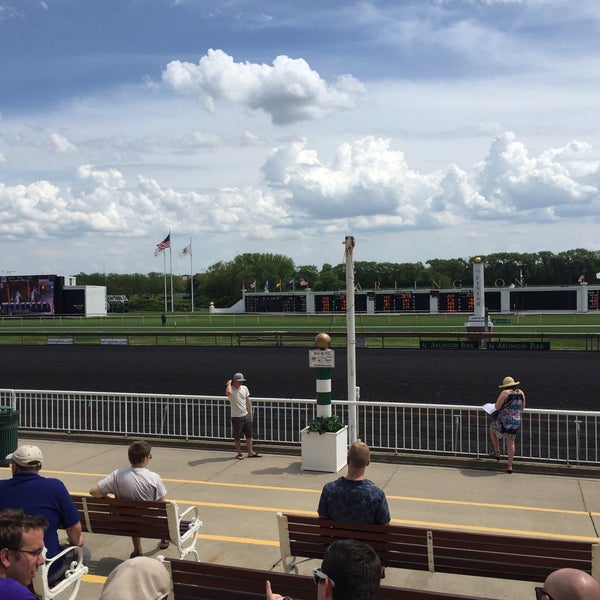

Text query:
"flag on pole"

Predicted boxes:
[[286, 280, 294, 288], [275, 280, 281, 289], [578, 274, 585, 283], [179, 243, 191, 257], [264, 280, 269, 292], [299, 278, 308, 287], [250, 280, 256, 289], [155, 233, 171, 255]]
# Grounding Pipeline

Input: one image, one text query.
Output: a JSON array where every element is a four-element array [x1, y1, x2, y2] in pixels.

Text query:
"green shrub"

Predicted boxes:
[[306, 415, 345, 435]]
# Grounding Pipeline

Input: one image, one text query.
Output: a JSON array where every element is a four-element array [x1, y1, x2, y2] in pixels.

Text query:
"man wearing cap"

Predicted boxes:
[[225, 372, 262, 459], [0, 508, 48, 600], [0, 444, 90, 584], [488, 376, 526, 474]]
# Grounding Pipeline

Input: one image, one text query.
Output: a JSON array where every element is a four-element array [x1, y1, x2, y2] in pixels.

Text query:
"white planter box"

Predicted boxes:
[[300, 425, 348, 472]]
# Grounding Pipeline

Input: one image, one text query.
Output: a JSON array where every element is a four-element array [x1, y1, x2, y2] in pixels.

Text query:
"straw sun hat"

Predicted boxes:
[[498, 376, 520, 389]]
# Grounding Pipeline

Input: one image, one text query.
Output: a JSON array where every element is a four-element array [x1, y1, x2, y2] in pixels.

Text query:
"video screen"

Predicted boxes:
[[0, 275, 58, 316]]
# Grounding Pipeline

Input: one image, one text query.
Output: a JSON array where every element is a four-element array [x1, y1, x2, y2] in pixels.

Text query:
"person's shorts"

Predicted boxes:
[[231, 415, 253, 439]]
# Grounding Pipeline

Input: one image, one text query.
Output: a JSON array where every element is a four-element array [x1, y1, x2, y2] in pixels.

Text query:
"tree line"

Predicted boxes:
[[76, 248, 600, 311]]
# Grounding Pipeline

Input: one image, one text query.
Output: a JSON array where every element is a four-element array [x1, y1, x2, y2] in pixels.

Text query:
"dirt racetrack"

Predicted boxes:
[[0, 345, 598, 411]]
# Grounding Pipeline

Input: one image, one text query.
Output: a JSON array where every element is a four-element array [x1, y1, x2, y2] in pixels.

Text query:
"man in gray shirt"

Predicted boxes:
[[89, 440, 167, 558]]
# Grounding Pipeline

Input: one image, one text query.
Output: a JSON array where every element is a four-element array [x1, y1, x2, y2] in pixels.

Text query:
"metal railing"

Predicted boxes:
[[0, 330, 599, 350], [2, 388, 598, 466]]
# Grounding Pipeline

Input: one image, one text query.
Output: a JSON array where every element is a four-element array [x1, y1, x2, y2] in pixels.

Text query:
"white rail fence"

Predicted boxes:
[[1, 389, 598, 466]]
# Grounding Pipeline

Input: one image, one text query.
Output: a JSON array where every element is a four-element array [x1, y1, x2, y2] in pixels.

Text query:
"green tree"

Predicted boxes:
[[202, 253, 296, 307], [318, 264, 344, 291]]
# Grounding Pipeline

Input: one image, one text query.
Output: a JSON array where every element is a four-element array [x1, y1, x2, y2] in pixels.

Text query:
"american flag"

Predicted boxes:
[[578, 274, 585, 283], [299, 279, 308, 286], [156, 234, 171, 254]]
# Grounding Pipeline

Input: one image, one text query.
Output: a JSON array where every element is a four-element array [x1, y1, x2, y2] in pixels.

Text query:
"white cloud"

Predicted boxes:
[[476, 132, 599, 218], [50, 132, 77, 154], [1, 133, 598, 254], [162, 49, 365, 125]]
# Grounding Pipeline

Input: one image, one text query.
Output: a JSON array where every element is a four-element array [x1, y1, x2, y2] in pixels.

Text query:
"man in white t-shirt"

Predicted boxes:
[[225, 372, 262, 460], [89, 440, 168, 558]]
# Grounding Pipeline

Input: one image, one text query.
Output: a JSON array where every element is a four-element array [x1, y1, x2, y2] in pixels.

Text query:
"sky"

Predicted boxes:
[[1, 0, 600, 278]]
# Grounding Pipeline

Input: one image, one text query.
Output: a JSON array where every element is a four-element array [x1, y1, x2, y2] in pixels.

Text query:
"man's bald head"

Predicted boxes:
[[542, 568, 600, 600]]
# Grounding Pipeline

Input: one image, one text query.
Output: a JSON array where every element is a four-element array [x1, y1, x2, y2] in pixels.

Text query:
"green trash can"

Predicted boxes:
[[0, 406, 19, 467]]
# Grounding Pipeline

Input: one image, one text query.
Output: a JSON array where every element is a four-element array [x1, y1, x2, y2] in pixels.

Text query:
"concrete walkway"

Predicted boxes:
[[4, 437, 600, 600]]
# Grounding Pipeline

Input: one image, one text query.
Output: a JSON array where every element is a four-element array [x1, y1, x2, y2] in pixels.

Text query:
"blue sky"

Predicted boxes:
[[1, 0, 599, 279]]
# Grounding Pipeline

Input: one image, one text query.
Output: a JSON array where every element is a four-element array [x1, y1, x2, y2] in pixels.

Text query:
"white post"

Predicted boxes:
[[162, 252, 168, 314], [169, 230, 174, 313], [345, 235, 358, 443], [189, 237, 194, 313]]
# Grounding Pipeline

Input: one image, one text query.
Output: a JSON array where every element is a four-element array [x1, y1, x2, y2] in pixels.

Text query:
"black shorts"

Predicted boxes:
[[231, 415, 253, 440]]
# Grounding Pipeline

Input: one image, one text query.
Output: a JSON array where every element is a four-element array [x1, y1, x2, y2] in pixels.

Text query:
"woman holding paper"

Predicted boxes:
[[488, 376, 526, 473]]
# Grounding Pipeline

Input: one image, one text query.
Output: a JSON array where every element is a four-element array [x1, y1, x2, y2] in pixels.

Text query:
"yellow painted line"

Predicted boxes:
[[390, 519, 600, 542], [387, 494, 593, 516], [47, 469, 321, 494], [55, 469, 600, 517], [197, 533, 278, 546], [79, 535, 278, 586], [83, 574, 106, 584]]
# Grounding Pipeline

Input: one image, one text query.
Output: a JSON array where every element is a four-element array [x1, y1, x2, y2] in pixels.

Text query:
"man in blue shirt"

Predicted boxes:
[[0, 445, 89, 584], [0, 508, 48, 600], [318, 441, 390, 524]]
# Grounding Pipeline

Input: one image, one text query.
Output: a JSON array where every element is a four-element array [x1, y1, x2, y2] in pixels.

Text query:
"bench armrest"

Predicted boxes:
[[35, 545, 89, 600], [167, 501, 202, 561]]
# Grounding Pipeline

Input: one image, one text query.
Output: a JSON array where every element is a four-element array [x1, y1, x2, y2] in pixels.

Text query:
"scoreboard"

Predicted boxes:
[[375, 291, 429, 312], [314, 293, 347, 313], [437, 291, 474, 312], [245, 294, 306, 313]]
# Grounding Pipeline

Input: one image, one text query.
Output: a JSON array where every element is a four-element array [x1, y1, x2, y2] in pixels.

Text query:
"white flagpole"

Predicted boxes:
[[189, 238, 194, 312], [169, 230, 174, 313], [162, 251, 167, 313]]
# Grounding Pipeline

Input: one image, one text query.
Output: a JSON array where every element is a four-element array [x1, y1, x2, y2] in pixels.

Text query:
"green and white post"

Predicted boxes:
[[312, 333, 334, 417]]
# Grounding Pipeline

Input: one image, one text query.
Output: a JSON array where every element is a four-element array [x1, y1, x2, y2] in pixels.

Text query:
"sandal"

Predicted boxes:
[[247, 452, 262, 458], [159, 539, 169, 549], [236, 453, 244, 460], [487, 451, 500, 460]]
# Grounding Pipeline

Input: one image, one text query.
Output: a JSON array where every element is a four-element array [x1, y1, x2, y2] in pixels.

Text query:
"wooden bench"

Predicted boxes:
[[71, 494, 202, 560], [168, 558, 488, 600], [277, 513, 600, 584]]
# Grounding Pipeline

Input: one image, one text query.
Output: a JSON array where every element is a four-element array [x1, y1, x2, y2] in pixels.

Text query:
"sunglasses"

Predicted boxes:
[[313, 568, 335, 588], [535, 587, 554, 600]]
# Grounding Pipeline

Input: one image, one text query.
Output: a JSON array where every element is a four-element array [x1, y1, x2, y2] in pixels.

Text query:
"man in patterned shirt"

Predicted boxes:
[[317, 441, 390, 524]]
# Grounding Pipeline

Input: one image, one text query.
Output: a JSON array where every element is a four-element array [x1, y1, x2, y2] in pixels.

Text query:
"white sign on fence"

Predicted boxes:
[[308, 349, 335, 368]]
